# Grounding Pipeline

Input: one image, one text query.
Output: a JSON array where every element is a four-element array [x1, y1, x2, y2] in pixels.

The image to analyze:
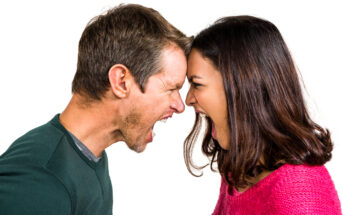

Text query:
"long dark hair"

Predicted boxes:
[[184, 16, 332, 192]]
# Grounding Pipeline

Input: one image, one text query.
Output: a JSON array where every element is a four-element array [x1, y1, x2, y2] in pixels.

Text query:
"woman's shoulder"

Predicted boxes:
[[218, 164, 333, 196], [267, 164, 342, 214], [271, 163, 337, 196], [275, 163, 330, 180]]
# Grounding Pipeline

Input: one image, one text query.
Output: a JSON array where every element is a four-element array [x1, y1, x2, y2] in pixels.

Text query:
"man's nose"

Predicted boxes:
[[171, 91, 185, 113]]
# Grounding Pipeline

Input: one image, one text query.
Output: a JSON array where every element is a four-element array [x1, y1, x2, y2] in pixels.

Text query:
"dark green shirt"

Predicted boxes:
[[0, 114, 113, 215]]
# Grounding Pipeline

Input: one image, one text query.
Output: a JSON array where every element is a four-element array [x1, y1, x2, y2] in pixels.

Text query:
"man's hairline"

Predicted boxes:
[[140, 42, 187, 90]]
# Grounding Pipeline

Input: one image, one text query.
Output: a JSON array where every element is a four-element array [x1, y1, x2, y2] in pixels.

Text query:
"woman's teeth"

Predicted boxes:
[[199, 113, 207, 118]]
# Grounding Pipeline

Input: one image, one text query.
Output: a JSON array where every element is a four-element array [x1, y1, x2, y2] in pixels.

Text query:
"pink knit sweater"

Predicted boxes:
[[212, 164, 342, 215]]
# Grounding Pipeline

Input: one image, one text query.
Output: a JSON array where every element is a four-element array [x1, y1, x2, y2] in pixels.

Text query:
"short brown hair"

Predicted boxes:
[[72, 4, 192, 100], [184, 16, 332, 193]]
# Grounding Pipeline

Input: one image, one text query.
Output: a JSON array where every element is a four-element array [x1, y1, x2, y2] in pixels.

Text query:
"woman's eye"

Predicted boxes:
[[192, 82, 202, 88]]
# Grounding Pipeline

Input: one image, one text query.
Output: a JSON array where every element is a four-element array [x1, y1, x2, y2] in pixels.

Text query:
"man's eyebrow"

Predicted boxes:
[[175, 84, 183, 90], [166, 79, 183, 90], [189, 75, 202, 82], [174, 80, 186, 90]]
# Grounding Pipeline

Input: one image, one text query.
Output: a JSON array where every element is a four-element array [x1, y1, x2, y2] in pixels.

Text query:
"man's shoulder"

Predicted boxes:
[[0, 115, 67, 167], [0, 163, 72, 215], [15, 118, 65, 147]]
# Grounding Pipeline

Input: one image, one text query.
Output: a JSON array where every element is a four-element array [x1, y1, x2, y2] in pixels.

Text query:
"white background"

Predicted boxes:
[[0, 0, 342, 214]]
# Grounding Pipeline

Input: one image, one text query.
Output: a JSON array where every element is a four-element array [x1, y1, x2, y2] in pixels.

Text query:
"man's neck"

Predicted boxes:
[[59, 94, 124, 157]]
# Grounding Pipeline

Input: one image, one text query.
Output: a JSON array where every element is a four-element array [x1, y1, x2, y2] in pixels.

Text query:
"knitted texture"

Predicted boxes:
[[212, 164, 342, 215]]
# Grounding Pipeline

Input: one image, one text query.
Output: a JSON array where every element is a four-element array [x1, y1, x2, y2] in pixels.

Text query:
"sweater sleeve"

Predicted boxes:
[[267, 165, 342, 215], [0, 164, 72, 215]]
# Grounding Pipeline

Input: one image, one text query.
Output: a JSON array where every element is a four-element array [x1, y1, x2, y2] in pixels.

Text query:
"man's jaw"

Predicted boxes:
[[159, 113, 173, 123], [133, 113, 175, 153], [146, 114, 173, 143]]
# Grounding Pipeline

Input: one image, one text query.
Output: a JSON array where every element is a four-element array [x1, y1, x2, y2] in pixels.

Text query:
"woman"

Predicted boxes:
[[184, 16, 341, 214]]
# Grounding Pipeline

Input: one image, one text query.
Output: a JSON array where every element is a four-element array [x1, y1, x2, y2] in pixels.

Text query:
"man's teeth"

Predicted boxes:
[[160, 118, 168, 123], [152, 130, 156, 138]]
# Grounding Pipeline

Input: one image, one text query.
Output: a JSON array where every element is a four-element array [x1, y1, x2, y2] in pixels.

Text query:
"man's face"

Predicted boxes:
[[122, 45, 187, 153]]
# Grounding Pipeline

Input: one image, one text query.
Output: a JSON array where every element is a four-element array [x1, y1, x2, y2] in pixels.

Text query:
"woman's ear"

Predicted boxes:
[[108, 64, 132, 98]]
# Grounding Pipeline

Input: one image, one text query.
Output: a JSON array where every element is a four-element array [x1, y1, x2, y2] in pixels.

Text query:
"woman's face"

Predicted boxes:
[[186, 49, 229, 149]]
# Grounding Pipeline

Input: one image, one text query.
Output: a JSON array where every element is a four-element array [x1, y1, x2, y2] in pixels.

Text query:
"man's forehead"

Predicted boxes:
[[159, 70, 185, 88], [156, 44, 187, 87]]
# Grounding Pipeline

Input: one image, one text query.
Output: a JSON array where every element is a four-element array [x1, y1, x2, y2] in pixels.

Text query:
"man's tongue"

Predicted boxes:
[[212, 122, 217, 140], [145, 128, 154, 143]]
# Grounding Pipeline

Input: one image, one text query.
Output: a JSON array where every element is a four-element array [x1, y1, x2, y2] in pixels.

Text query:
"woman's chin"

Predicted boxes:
[[214, 131, 229, 150], [217, 139, 229, 150]]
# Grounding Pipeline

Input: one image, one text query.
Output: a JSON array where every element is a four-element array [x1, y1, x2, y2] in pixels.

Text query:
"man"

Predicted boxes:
[[0, 4, 191, 215]]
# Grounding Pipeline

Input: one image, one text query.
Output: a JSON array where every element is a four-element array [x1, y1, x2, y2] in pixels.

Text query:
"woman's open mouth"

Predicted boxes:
[[199, 112, 217, 140]]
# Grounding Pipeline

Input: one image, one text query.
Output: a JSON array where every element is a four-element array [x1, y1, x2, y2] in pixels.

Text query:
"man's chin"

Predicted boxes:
[[133, 145, 146, 153], [128, 142, 147, 153], [126, 130, 153, 153]]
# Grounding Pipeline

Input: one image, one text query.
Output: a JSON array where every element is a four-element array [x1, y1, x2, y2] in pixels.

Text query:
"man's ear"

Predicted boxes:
[[108, 64, 132, 98]]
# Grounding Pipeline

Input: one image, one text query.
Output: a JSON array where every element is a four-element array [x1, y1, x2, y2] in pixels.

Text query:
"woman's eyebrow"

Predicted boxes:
[[189, 75, 202, 82]]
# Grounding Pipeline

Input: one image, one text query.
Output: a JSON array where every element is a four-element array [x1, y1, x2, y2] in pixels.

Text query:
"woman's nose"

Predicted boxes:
[[185, 88, 196, 106]]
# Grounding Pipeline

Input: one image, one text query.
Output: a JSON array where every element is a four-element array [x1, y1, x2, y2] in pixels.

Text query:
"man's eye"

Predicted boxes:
[[167, 88, 177, 94]]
